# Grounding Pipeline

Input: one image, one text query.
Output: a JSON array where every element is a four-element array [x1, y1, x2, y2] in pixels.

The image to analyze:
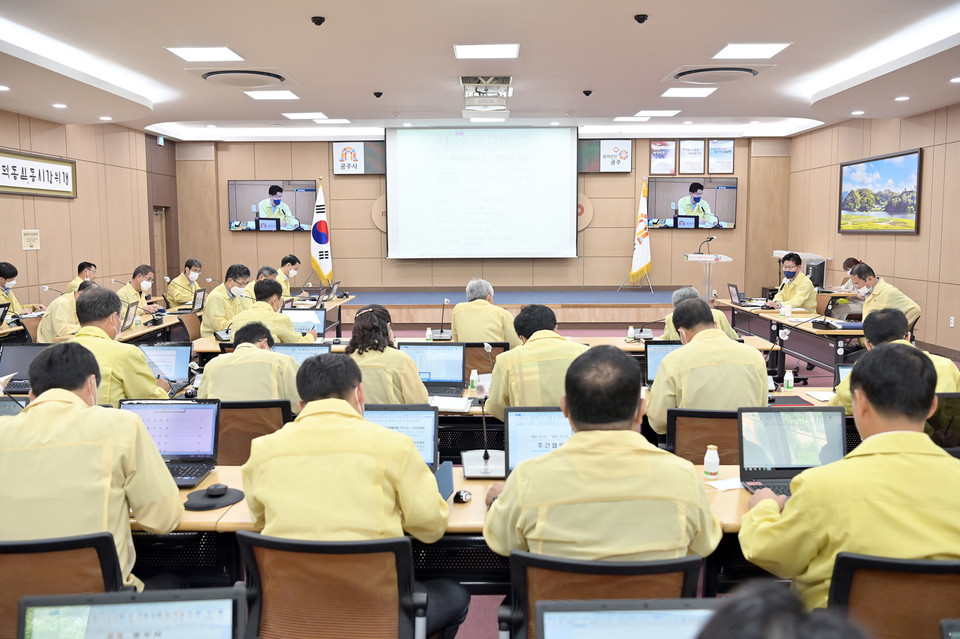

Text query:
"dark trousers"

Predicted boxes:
[[416, 579, 471, 639]]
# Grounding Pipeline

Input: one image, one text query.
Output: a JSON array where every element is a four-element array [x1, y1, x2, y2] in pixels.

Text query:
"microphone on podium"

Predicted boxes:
[[695, 235, 717, 255], [434, 298, 452, 341]]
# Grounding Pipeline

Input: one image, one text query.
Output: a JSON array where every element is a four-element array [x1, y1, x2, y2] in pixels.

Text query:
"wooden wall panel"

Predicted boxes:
[[938, 284, 960, 350], [868, 119, 901, 156], [0, 110, 20, 148], [589, 198, 635, 228], [582, 171, 635, 198], [176, 160, 221, 279], [901, 111, 937, 150], [432, 260, 484, 288], [533, 258, 584, 287], [582, 227, 632, 257], [101, 124, 132, 168], [27, 118, 67, 157], [253, 142, 292, 178], [925, 282, 940, 346], [940, 141, 960, 285], [945, 104, 960, 143], [483, 259, 534, 287]]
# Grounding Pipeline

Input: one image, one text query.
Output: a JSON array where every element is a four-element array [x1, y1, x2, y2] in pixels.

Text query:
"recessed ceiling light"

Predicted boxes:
[[206, 124, 217, 128], [403, 123, 413, 127], [613, 116, 651, 122], [470, 116, 507, 123], [750, 120, 761, 125], [283, 112, 328, 120], [633, 109, 681, 117], [661, 87, 717, 98], [243, 90, 299, 100], [851, 110, 865, 116], [166, 47, 243, 62], [0, 85, 9, 91], [311, 119, 351, 124], [952, 77, 960, 84], [52, 103, 67, 109], [894, 96, 910, 101], [683, 120, 694, 125], [99, 116, 112, 121], [713, 43, 790, 59], [550, 121, 560, 126], [454, 44, 520, 59]]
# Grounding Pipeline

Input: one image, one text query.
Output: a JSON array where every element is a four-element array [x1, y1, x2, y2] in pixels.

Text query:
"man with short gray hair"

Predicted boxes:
[[450, 278, 521, 348], [661, 287, 737, 340]]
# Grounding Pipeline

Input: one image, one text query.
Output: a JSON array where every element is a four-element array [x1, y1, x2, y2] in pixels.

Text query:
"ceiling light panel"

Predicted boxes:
[[244, 90, 299, 100], [166, 47, 244, 62], [283, 112, 328, 120], [713, 43, 790, 59], [633, 110, 681, 117], [454, 44, 520, 59], [661, 87, 717, 98]]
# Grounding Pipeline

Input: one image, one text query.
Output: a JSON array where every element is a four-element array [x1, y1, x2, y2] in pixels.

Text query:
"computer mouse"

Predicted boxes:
[[453, 490, 472, 504], [184, 388, 197, 399], [333, 338, 342, 344], [205, 483, 228, 498]]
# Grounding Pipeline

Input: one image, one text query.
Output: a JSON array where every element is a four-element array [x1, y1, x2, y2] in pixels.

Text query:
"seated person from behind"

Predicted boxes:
[[486, 304, 589, 421], [258, 185, 300, 228], [450, 278, 521, 349], [345, 304, 428, 404], [230, 279, 317, 343], [241, 354, 469, 639], [766, 252, 816, 313], [830, 308, 960, 415], [66, 261, 97, 293], [198, 322, 301, 411], [740, 343, 960, 609], [0, 261, 47, 319], [825, 257, 865, 320], [484, 346, 721, 560], [677, 182, 718, 228], [662, 286, 737, 340], [200, 264, 251, 338], [849, 262, 921, 326], [37, 280, 96, 342], [166, 258, 203, 307], [244, 265, 278, 300], [647, 298, 768, 434], [0, 342, 182, 590], [69, 288, 170, 406], [117, 264, 162, 316]]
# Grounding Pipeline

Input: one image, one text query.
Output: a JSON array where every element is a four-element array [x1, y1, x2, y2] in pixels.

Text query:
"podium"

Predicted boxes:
[[684, 253, 732, 299]]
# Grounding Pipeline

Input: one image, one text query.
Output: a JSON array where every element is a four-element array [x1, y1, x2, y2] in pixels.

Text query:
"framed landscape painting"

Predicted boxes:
[[838, 149, 921, 234]]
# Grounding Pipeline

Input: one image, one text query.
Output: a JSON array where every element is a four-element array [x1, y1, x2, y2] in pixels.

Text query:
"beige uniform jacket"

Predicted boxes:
[[69, 326, 169, 407], [450, 299, 521, 349], [198, 342, 301, 410]]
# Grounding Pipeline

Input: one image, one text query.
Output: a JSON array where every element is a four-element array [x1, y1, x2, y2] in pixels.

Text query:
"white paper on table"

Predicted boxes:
[[430, 396, 472, 412], [806, 391, 835, 402], [705, 477, 743, 492], [0, 372, 16, 392]]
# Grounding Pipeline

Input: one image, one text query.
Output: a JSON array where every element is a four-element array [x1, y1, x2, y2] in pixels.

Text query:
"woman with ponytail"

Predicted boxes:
[[345, 304, 429, 404]]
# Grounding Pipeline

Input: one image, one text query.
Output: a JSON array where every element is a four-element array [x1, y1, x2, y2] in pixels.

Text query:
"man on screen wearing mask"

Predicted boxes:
[[201, 264, 252, 338], [117, 265, 162, 316], [677, 182, 718, 228], [166, 258, 203, 307], [849, 262, 921, 327], [258, 185, 300, 229], [766, 252, 817, 313], [69, 288, 170, 406]]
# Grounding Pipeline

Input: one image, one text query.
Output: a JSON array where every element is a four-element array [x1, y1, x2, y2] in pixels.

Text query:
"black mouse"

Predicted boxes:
[[333, 338, 342, 344], [453, 490, 472, 504], [205, 483, 228, 498]]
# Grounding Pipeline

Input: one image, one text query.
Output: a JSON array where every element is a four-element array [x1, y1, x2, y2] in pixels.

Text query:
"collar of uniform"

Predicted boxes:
[[845, 430, 941, 459], [563, 429, 662, 452], [689, 328, 727, 343], [867, 277, 886, 298], [250, 301, 274, 312], [75, 325, 111, 340], [233, 342, 260, 353], [467, 298, 490, 308], [295, 397, 363, 423], [22, 387, 89, 412], [888, 339, 917, 349], [123, 282, 142, 298], [526, 329, 564, 343]]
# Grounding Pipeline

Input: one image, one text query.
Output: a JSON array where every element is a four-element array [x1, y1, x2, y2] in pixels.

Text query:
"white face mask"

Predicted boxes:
[[230, 286, 245, 298], [188, 271, 200, 282], [858, 286, 870, 296], [83, 277, 91, 282], [140, 280, 152, 292], [289, 269, 298, 278], [354, 386, 363, 416], [2, 279, 14, 290], [113, 314, 123, 341]]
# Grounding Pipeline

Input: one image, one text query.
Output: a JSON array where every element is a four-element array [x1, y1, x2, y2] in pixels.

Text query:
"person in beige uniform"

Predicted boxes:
[[37, 280, 96, 342], [767, 252, 816, 313], [277, 254, 309, 299], [0, 342, 182, 590], [345, 304, 428, 404], [849, 263, 921, 327], [486, 304, 589, 421], [198, 322, 301, 411], [230, 279, 317, 344], [647, 298, 768, 434], [165, 258, 203, 307], [200, 264, 251, 338], [244, 265, 278, 301], [661, 286, 737, 340], [66, 261, 97, 293], [450, 278, 521, 349], [117, 264, 161, 316]]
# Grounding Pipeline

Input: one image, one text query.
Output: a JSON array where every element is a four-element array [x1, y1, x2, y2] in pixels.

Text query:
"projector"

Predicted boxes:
[[464, 96, 508, 111]]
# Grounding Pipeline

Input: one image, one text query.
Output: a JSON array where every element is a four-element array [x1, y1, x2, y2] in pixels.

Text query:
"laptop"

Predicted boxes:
[[727, 282, 767, 307], [280, 308, 326, 334], [536, 599, 720, 639], [0, 396, 26, 416], [137, 343, 194, 395], [941, 619, 960, 639], [504, 407, 573, 477], [643, 339, 683, 386], [18, 587, 245, 639], [0, 302, 9, 325], [0, 344, 49, 394], [120, 300, 140, 332], [365, 404, 440, 470], [739, 406, 846, 496], [833, 363, 854, 390], [398, 342, 468, 397], [272, 343, 332, 366], [118, 399, 220, 488]]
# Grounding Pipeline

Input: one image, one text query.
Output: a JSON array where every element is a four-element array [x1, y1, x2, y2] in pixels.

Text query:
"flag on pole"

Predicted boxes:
[[309, 177, 334, 286], [629, 176, 652, 283]]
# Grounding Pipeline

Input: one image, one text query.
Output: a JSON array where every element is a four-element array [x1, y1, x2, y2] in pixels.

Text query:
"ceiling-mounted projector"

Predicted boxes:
[[464, 96, 508, 111]]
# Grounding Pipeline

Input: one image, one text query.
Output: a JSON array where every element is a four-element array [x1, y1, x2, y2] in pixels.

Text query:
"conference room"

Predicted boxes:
[[3, 1, 960, 637]]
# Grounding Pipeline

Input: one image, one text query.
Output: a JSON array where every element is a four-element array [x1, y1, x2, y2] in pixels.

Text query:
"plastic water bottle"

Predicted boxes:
[[627, 326, 635, 339], [784, 369, 794, 391], [469, 369, 478, 391], [704, 445, 719, 478], [425, 327, 433, 341]]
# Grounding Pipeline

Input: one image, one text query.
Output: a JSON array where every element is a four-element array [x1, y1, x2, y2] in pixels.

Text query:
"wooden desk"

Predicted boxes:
[[130, 466, 242, 532], [0, 324, 24, 341], [574, 334, 778, 353], [118, 314, 180, 344]]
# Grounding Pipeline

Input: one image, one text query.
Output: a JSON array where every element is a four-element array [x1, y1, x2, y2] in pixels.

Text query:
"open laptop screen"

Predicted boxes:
[[364, 404, 438, 468], [505, 408, 573, 474], [0, 344, 48, 382], [272, 343, 332, 366], [834, 363, 854, 389], [398, 343, 465, 383], [643, 340, 683, 385], [280, 309, 326, 333], [138, 344, 192, 381], [537, 599, 719, 639], [119, 400, 219, 459], [739, 407, 846, 473]]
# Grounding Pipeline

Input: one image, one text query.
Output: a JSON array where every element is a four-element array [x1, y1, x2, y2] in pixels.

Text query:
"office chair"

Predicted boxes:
[[828, 551, 960, 639], [498, 551, 701, 639], [218, 342, 236, 354], [464, 342, 509, 376], [177, 312, 201, 341], [18, 316, 41, 343], [218, 400, 293, 465], [0, 532, 125, 639], [236, 530, 428, 639], [665, 408, 738, 464]]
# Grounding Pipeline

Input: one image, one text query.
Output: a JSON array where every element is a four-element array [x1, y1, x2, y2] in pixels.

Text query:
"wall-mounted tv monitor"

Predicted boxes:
[[227, 180, 314, 231], [647, 177, 737, 230], [385, 127, 578, 259], [838, 148, 921, 234]]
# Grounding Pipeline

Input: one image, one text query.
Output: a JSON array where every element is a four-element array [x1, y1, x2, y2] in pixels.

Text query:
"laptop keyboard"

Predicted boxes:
[[762, 482, 792, 496], [3, 380, 30, 393], [429, 385, 466, 397], [167, 463, 214, 487]]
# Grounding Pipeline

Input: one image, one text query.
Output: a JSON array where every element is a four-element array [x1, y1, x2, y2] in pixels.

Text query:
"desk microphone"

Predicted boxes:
[[41, 285, 64, 295], [483, 342, 495, 370], [206, 278, 222, 284], [695, 236, 717, 255], [461, 397, 504, 477], [433, 298, 452, 340]]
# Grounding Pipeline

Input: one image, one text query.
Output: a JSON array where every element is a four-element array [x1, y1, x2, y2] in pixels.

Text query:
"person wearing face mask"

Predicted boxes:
[[345, 304, 428, 404], [849, 262, 921, 327], [277, 254, 310, 299], [69, 288, 171, 406], [766, 252, 817, 313], [244, 265, 278, 300], [200, 264, 252, 338], [677, 182, 719, 228], [165, 258, 203, 307], [0, 261, 47, 320], [229, 279, 317, 343], [66, 261, 97, 293], [257, 185, 300, 229], [646, 298, 768, 434], [241, 353, 470, 639], [825, 257, 864, 320], [117, 265, 161, 316], [0, 342, 182, 591]]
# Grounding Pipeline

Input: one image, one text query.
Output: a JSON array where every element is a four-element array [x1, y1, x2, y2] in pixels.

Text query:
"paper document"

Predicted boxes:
[[0, 372, 16, 391], [806, 391, 835, 402], [705, 477, 743, 492], [430, 396, 471, 413]]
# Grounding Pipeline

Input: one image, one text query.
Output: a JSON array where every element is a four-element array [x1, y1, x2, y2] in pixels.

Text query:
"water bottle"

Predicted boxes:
[[784, 369, 794, 391], [425, 327, 433, 341], [627, 326, 635, 339], [469, 369, 478, 391], [704, 445, 719, 478]]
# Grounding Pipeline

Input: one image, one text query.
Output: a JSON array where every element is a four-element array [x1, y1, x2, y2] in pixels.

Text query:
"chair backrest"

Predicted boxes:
[[219, 342, 236, 354], [464, 342, 509, 376], [666, 409, 739, 464], [19, 316, 41, 343], [178, 312, 201, 341], [829, 552, 960, 639], [218, 400, 293, 465], [509, 550, 701, 639], [236, 530, 421, 639], [816, 293, 832, 315], [0, 532, 124, 639], [908, 314, 921, 342]]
